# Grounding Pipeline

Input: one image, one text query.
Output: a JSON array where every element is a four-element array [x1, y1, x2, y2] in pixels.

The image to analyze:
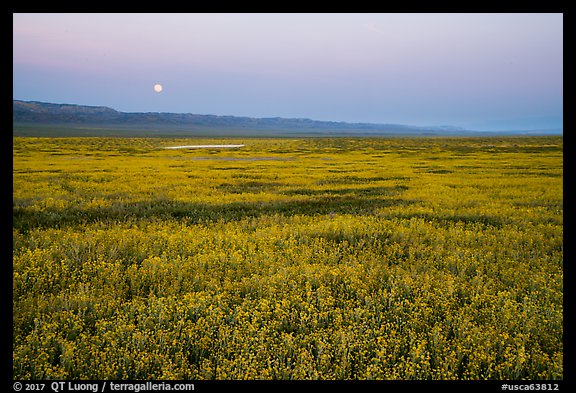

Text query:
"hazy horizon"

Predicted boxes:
[[13, 13, 563, 132]]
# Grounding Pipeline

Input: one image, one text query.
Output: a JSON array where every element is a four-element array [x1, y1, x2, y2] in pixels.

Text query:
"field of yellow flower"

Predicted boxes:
[[13, 136, 562, 379]]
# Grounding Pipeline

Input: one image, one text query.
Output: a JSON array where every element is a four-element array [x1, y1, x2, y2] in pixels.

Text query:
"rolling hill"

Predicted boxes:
[[12, 100, 560, 137]]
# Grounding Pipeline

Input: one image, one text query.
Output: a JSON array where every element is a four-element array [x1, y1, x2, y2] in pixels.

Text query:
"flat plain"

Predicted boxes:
[[13, 136, 563, 379]]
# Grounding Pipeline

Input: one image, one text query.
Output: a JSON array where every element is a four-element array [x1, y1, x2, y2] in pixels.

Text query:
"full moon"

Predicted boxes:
[[153, 84, 163, 93]]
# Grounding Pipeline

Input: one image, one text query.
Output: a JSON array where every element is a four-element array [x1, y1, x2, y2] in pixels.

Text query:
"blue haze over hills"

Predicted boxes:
[[13, 100, 562, 137]]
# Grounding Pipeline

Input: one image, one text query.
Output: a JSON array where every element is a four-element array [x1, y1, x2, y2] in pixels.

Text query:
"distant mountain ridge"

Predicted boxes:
[[12, 100, 467, 134], [12, 100, 561, 136], [14, 100, 121, 121]]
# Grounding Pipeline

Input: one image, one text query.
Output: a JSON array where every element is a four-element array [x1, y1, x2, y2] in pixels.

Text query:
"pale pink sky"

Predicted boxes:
[[13, 13, 563, 131]]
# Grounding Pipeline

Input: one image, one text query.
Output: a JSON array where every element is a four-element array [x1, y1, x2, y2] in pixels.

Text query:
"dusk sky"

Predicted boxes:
[[13, 13, 563, 131]]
